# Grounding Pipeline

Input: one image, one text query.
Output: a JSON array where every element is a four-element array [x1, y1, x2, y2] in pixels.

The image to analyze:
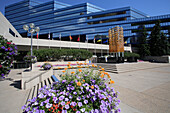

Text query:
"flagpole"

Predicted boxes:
[[60, 33, 61, 50], [79, 35, 80, 49], [94, 38, 96, 56], [49, 31, 50, 49], [37, 32, 39, 50], [87, 37, 88, 51], [107, 39, 109, 55], [70, 33, 71, 49], [101, 36, 102, 56]]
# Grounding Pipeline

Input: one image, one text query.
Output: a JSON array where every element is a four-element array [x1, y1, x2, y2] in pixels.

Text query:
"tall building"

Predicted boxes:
[[5, 0, 170, 44]]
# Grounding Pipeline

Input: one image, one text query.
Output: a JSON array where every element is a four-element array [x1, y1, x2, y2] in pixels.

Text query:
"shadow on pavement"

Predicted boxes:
[[10, 80, 21, 89]]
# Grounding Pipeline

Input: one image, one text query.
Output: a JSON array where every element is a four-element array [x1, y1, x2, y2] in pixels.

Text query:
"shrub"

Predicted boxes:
[[0, 36, 18, 79], [124, 52, 140, 59], [27, 49, 93, 61], [22, 66, 120, 113]]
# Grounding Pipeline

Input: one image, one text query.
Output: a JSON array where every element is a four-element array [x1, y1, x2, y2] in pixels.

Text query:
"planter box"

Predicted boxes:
[[127, 57, 137, 62]]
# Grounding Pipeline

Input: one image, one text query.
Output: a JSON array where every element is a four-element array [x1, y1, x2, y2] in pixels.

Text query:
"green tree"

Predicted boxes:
[[149, 20, 162, 56], [160, 32, 168, 55], [137, 25, 150, 57]]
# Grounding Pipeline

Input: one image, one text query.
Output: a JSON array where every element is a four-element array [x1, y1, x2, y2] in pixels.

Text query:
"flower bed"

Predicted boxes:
[[41, 63, 53, 70], [22, 66, 120, 113]]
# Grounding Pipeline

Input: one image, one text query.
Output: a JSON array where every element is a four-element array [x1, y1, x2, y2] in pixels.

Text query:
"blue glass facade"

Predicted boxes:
[[5, 0, 170, 44]]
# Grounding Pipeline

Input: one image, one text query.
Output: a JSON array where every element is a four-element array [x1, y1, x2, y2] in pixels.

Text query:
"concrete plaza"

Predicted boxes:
[[109, 62, 170, 113], [0, 62, 170, 113]]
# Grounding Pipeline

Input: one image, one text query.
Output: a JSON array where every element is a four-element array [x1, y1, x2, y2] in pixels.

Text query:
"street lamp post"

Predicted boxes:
[[23, 23, 40, 70]]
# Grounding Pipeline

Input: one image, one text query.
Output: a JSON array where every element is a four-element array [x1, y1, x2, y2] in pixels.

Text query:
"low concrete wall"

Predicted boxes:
[[21, 69, 53, 90], [143, 56, 170, 63]]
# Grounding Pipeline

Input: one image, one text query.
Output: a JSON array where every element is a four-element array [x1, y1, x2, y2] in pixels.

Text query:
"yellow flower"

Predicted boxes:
[[76, 61, 79, 64], [99, 66, 102, 68], [77, 66, 81, 68], [107, 75, 111, 78], [91, 85, 94, 89], [58, 67, 61, 69], [101, 68, 105, 71], [83, 79, 85, 82], [68, 66, 71, 69], [77, 82, 82, 86], [92, 64, 95, 67], [100, 74, 104, 78], [71, 72, 75, 74], [62, 70, 65, 73], [64, 68, 67, 70], [62, 75, 65, 76], [68, 62, 71, 64], [78, 69, 82, 72], [84, 63, 87, 65], [110, 80, 114, 84]]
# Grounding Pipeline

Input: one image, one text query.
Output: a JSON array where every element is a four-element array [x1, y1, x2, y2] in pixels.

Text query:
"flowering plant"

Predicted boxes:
[[41, 63, 53, 70], [22, 66, 120, 113], [0, 36, 18, 79], [23, 55, 37, 63]]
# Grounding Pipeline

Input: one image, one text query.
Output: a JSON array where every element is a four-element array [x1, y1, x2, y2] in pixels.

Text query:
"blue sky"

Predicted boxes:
[[0, 0, 170, 16]]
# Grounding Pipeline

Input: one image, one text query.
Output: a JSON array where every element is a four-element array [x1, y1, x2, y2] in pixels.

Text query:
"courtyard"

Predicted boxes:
[[0, 62, 170, 113]]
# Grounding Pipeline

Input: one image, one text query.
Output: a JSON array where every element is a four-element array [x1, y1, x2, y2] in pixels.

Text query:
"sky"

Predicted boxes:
[[0, 0, 170, 16]]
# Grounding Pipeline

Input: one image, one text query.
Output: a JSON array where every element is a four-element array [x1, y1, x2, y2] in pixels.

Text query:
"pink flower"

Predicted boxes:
[[0, 65, 2, 68]]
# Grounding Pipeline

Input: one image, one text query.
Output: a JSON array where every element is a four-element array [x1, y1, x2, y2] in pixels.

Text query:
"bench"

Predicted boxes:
[[51, 75, 60, 82]]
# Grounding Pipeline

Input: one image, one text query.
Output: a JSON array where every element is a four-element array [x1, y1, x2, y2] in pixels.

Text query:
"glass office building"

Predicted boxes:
[[5, 0, 170, 44]]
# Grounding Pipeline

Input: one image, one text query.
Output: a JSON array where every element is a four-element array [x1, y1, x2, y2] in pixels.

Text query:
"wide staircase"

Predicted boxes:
[[97, 63, 118, 73]]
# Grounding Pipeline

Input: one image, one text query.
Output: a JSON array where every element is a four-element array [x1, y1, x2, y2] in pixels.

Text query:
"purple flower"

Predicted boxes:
[[76, 111, 81, 113], [67, 87, 70, 90], [44, 99, 49, 103], [65, 105, 70, 109], [70, 81, 74, 83], [46, 103, 52, 108], [95, 109, 99, 113], [5, 48, 8, 51], [69, 95, 73, 99], [65, 98, 69, 101], [1, 73, 5, 76], [91, 79, 96, 84], [80, 108, 85, 112], [1, 46, 5, 49], [59, 95, 65, 101], [75, 80, 78, 82], [40, 110, 45, 113], [38, 93, 45, 98], [40, 102, 44, 106], [77, 96, 81, 101], [21, 105, 26, 109], [61, 101, 65, 106], [84, 74, 87, 76], [73, 92, 77, 95], [62, 110, 67, 113], [71, 86, 75, 90], [71, 102, 77, 106], [62, 80, 67, 83], [78, 102, 82, 107], [53, 97, 58, 103]]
